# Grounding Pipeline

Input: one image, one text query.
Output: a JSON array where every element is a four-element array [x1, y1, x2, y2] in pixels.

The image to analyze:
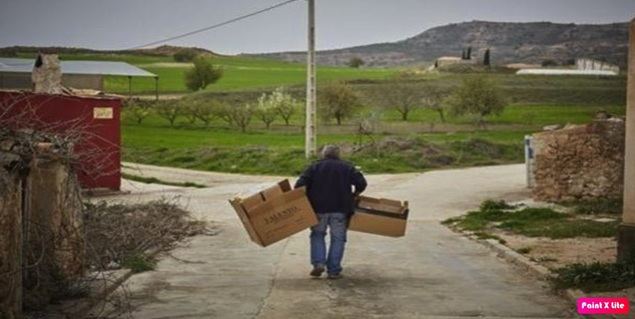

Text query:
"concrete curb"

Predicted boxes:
[[480, 239, 552, 279], [477, 238, 587, 317]]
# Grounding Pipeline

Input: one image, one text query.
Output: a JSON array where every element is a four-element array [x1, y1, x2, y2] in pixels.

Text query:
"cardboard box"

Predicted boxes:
[[348, 196, 409, 237], [229, 179, 318, 247]]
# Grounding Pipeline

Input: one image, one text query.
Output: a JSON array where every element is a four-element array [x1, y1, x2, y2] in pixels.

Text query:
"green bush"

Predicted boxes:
[[564, 197, 623, 215], [121, 254, 157, 273], [480, 199, 515, 211], [185, 57, 223, 91]]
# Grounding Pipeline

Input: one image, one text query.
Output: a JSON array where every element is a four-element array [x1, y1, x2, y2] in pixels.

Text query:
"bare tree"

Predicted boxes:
[[228, 103, 254, 132], [421, 85, 447, 123], [354, 110, 381, 147], [319, 82, 361, 125], [182, 101, 198, 125], [373, 77, 422, 121], [211, 102, 233, 126], [445, 76, 506, 129], [155, 101, 182, 127], [191, 100, 217, 128], [124, 99, 151, 124]]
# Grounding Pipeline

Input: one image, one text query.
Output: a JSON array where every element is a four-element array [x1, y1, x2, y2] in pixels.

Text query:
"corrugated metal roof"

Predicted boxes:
[[516, 68, 618, 76], [0, 58, 157, 77]]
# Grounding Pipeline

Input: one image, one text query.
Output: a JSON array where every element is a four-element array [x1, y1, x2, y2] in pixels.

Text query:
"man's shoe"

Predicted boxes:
[[327, 273, 342, 280], [310, 266, 325, 277]]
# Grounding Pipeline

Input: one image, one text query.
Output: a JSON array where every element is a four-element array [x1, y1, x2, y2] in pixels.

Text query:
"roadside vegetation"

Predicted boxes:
[[553, 260, 635, 292], [443, 205, 618, 239], [443, 199, 619, 239], [445, 198, 628, 292]]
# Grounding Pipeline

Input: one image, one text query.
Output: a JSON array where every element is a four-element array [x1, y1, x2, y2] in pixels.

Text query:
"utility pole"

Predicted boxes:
[[305, 0, 317, 158], [618, 17, 635, 262]]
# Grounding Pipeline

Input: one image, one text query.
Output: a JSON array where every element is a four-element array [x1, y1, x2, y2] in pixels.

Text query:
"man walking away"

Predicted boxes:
[[295, 145, 367, 279]]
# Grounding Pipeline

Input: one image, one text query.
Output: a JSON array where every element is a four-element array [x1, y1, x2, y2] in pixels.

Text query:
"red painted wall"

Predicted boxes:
[[0, 91, 122, 190]]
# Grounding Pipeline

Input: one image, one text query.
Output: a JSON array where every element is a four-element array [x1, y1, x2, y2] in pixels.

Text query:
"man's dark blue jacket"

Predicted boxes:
[[294, 158, 367, 215]]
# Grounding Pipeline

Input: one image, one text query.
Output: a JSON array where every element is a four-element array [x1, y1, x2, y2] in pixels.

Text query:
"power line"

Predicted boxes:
[[127, 0, 302, 50]]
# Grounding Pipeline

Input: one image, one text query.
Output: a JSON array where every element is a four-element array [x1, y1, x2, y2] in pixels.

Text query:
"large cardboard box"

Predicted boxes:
[[348, 196, 409, 237], [229, 179, 318, 247]]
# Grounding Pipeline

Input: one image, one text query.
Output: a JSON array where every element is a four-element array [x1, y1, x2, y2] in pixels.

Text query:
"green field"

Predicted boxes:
[[17, 52, 397, 94], [122, 100, 625, 175]]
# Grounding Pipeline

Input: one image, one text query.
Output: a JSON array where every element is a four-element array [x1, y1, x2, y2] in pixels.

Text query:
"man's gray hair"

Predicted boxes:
[[321, 145, 340, 159]]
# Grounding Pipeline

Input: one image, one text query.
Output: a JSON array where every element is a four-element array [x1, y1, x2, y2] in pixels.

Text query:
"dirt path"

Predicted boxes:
[[106, 163, 571, 318]]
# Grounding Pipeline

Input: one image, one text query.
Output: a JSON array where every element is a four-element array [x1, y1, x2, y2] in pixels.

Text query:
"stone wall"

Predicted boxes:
[[0, 138, 85, 316], [28, 158, 84, 280], [0, 168, 22, 319], [532, 119, 625, 202]]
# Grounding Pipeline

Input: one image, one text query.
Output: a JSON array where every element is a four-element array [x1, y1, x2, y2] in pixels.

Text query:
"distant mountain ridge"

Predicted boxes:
[[253, 20, 629, 67], [0, 45, 217, 57]]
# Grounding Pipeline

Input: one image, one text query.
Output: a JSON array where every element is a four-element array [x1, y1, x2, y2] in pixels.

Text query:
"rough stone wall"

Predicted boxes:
[[532, 119, 625, 201], [0, 141, 85, 315], [31, 54, 62, 94], [0, 169, 22, 319], [30, 159, 84, 277], [24, 158, 84, 309]]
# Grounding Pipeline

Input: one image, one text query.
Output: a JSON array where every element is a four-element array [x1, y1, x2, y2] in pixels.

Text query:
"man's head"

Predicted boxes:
[[321, 145, 340, 159]]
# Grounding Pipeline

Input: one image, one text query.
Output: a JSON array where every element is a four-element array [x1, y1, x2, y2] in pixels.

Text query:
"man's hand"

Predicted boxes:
[[352, 193, 359, 204]]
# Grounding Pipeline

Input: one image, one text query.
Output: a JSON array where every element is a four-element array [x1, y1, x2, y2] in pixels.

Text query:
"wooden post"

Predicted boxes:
[[618, 18, 635, 262], [128, 76, 132, 98]]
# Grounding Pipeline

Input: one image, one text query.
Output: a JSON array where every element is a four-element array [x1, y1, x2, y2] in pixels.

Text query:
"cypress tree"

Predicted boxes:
[[483, 48, 491, 66]]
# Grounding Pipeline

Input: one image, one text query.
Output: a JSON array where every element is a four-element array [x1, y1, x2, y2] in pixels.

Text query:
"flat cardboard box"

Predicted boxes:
[[348, 195, 409, 237], [229, 179, 318, 247]]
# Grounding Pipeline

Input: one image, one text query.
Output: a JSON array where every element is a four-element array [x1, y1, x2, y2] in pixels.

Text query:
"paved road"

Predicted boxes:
[[106, 163, 571, 318]]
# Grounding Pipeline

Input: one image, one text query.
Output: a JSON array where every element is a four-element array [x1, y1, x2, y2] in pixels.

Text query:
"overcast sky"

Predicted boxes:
[[1, 0, 634, 54]]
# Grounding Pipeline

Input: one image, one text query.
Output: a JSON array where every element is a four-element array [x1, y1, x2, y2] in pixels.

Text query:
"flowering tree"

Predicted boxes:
[[256, 93, 279, 129], [259, 87, 300, 126]]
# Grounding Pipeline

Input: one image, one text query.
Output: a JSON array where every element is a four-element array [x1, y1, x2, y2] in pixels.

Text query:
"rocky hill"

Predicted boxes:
[[255, 21, 629, 67], [0, 45, 217, 57]]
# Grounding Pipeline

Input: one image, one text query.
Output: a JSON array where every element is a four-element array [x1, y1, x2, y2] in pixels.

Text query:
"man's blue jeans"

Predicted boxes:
[[310, 212, 348, 275]]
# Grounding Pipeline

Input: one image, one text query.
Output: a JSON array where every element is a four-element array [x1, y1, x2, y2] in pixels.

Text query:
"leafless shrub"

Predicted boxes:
[[83, 198, 211, 270]]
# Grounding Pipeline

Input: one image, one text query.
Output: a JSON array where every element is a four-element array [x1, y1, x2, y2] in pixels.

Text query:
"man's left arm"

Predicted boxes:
[[352, 167, 367, 196], [295, 164, 313, 189]]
